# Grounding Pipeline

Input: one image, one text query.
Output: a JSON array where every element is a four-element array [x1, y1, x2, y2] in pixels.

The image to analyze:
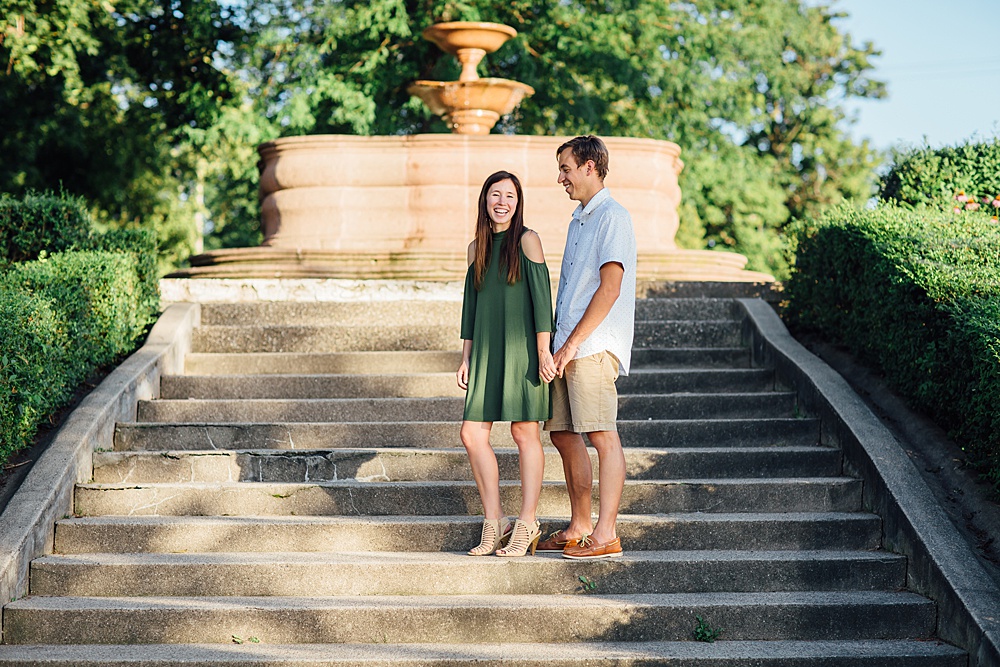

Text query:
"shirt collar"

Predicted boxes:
[[572, 187, 611, 221]]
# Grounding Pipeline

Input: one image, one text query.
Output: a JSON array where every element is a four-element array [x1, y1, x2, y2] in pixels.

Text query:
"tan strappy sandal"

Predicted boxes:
[[496, 518, 541, 557], [468, 517, 512, 556]]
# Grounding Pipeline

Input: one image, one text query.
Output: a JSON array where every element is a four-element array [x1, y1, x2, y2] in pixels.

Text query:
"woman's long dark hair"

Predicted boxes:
[[473, 170, 525, 290]]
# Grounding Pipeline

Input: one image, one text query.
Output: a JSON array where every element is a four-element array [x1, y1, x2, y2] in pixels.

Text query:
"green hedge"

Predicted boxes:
[[0, 291, 70, 459], [2, 251, 143, 371], [785, 202, 1000, 489], [0, 249, 158, 460], [0, 191, 93, 265], [0, 190, 161, 462], [0, 250, 159, 460], [90, 227, 160, 326], [0, 190, 159, 317], [879, 138, 1000, 213]]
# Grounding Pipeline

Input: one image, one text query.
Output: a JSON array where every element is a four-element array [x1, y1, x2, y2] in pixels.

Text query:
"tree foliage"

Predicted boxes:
[[2, 0, 885, 277]]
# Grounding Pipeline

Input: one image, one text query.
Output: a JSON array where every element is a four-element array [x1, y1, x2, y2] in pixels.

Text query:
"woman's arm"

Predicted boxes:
[[522, 231, 557, 383], [456, 338, 474, 390], [458, 239, 478, 390]]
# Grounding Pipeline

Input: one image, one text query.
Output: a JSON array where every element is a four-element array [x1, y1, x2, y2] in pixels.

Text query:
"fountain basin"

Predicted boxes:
[[407, 79, 535, 134], [421, 22, 517, 54], [174, 134, 772, 282]]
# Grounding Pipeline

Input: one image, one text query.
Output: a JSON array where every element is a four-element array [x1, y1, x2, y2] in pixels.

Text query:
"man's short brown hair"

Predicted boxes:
[[556, 135, 609, 179]]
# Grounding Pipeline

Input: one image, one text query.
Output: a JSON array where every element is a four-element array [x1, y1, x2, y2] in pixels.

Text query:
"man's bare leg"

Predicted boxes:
[[585, 430, 625, 544], [549, 429, 593, 539]]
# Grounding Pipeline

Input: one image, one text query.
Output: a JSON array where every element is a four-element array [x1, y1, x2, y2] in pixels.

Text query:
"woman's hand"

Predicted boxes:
[[456, 359, 470, 390], [538, 349, 557, 384]]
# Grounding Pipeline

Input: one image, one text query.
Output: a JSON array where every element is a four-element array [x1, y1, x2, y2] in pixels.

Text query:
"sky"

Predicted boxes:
[[825, 0, 1000, 153]]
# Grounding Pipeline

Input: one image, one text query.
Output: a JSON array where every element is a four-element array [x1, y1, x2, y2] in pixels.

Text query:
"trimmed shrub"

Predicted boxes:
[[0, 191, 93, 265], [880, 138, 1000, 213], [786, 202, 1000, 489], [0, 290, 71, 460], [89, 227, 160, 325], [0, 190, 161, 464], [0, 249, 159, 461], [1, 251, 144, 377]]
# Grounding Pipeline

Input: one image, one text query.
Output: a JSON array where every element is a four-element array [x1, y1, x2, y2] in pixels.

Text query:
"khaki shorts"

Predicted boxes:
[[543, 351, 620, 433]]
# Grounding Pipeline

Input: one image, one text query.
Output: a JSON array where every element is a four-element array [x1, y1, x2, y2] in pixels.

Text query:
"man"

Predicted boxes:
[[536, 135, 636, 560]]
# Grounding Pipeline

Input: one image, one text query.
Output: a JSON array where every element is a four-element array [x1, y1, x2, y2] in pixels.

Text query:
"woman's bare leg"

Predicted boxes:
[[460, 420, 503, 519], [510, 421, 545, 521]]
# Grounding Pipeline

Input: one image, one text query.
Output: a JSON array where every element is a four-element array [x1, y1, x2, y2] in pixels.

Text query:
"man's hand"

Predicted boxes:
[[456, 360, 470, 390], [552, 340, 579, 377]]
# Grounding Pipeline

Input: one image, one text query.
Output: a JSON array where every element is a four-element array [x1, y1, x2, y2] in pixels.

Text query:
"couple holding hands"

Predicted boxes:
[[456, 135, 636, 560]]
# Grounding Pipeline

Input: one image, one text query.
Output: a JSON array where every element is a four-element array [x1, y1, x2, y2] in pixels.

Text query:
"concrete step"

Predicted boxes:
[[162, 373, 467, 400], [633, 320, 741, 348], [200, 301, 462, 327], [632, 347, 750, 369], [91, 446, 841, 484], [160, 369, 777, 400], [114, 418, 821, 451], [136, 393, 799, 423], [192, 325, 460, 354], [53, 512, 885, 554], [197, 299, 741, 327], [0, 640, 967, 666], [642, 282, 778, 299], [31, 550, 905, 597], [192, 321, 742, 354], [183, 347, 753, 376], [635, 298, 741, 321], [73, 478, 862, 517], [3, 591, 937, 644], [185, 351, 464, 375]]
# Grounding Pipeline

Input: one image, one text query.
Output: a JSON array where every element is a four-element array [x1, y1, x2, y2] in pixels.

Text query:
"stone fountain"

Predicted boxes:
[[172, 21, 772, 283], [407, 22, 534, 135]]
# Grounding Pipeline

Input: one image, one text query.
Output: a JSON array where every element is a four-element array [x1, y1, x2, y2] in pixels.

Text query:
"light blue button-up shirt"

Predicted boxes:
[[554, 187, 637, 375]]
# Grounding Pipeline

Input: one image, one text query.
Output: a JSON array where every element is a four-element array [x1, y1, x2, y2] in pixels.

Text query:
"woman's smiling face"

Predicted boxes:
[[487, 178, 518, 231]]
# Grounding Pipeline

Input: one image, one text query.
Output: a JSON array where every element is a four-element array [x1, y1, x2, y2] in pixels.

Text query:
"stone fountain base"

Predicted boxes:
[[177, 246, 771, 282], [170, 134, 772, 283]]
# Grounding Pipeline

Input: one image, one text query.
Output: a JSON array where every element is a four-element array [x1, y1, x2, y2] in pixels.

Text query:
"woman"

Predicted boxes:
[[457, 170, 556, 557]]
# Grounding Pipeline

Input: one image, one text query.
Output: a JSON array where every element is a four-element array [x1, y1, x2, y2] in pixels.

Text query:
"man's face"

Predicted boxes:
[[556, 148, 592, 202]]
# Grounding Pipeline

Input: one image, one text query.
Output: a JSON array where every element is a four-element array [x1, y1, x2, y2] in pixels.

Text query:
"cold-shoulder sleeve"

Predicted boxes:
[[523, 258, 554, 334], [460, 263, 477, 340]]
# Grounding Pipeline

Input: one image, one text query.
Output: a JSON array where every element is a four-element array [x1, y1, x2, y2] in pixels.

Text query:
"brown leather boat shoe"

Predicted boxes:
[[535, 530, 581, 552], [561, 535, 623, 560]]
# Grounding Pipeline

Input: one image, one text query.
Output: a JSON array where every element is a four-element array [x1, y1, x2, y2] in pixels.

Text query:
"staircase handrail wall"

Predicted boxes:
[[0, 303, 200, 637], [737, 298, 1000, 667]]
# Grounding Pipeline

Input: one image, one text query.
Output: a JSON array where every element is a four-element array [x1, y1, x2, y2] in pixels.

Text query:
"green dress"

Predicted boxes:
[[461, 230, 554, 422]]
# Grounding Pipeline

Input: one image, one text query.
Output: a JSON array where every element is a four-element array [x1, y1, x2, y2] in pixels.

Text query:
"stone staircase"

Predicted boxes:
[[0, 297, 967, 665]]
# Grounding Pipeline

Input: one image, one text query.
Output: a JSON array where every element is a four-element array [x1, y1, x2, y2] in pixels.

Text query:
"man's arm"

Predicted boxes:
[[552, 261, 624, 375]]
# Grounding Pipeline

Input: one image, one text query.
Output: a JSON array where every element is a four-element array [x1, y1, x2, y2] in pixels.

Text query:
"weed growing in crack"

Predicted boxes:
[[693, 615, 723, 642]]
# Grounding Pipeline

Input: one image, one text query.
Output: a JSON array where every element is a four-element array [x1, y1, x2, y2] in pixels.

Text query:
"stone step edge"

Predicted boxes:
[[77, 477, 858, 490], [164, 368, 772, 378], [140, 392, 797, 403], [95, 444, 836, 458], [0, 640, 966, 664], [0, 637, 967, 667], [6, 590, 934, 609], [55, 510, 883, 525], [34, 549, 901, 565], [115, 417, 819, 426], [195, 319, 743, 328]]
